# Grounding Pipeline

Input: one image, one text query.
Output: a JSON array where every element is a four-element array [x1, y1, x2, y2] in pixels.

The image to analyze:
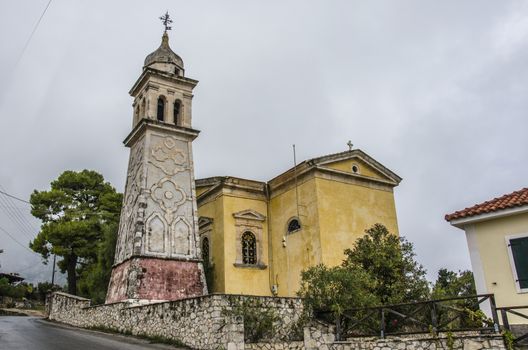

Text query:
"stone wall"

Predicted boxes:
[[244, 342, 304, 350], [48, 292, 303, 350], [48, 292, 508, 350], [303, 321, 506, 350]]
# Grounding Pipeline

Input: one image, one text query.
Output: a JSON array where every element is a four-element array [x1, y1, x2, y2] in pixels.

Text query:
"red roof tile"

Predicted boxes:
[[445, 187, 528, 221]]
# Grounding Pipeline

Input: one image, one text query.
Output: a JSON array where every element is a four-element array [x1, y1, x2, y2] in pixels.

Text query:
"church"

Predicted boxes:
[[106, 21, 402, 302]]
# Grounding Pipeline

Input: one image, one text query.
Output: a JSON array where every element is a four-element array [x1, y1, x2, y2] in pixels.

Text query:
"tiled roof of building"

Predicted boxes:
[[445, 187, 528, 221]]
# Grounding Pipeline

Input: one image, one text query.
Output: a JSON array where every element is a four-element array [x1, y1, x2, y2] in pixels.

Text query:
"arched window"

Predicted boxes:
[[157, 96, 165, 122], [202, 237, 210, 263], [287, 218, 301, 234], [241, 231, 257, 265], [174, 101, 181, 126]]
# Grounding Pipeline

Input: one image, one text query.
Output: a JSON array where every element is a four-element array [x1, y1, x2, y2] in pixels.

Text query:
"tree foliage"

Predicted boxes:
[[299, 224, 430, 319], [432, 269, 476, 299], [0, 278, 28, 299], [29, 170, 122, 295], [298, 264, 377, 317], [343, 223, 430, 304]]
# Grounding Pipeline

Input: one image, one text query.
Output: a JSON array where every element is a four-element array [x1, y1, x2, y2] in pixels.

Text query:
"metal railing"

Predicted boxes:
[[316, 294, 500, 341], [497, 305, 528, 345]]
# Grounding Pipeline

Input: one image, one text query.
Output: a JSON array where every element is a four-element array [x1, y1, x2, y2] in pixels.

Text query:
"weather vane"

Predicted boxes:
[[159, 11, 173, 32]]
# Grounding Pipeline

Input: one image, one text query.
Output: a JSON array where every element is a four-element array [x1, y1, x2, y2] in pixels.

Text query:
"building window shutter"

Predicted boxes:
[[510, 237, 528, 289]]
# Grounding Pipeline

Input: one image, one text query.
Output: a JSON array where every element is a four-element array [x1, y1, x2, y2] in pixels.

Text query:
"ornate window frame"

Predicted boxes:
[[233, 209, 267, 269]]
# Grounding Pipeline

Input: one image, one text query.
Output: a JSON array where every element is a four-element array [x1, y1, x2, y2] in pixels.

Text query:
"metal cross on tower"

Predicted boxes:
[[159, 11, 173, 32], [347, 140, 354, 151]]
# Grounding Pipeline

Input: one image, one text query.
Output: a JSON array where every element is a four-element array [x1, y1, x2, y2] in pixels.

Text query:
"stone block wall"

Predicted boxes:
[[48, 292, 507, 350], [48, 292, 303, 349], [303, 321, 506, 350], [244, 342, 304, 350]]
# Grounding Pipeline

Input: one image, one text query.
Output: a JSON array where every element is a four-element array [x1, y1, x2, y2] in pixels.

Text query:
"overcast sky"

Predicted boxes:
[[0, 1, 527, 285]]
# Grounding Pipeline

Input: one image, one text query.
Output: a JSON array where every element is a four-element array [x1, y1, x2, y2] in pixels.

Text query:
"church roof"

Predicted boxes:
[[445, 187, 528, 222], [288, 149, 402, 184], [144, 32, 184, 69], [196, 149, 402, 201]]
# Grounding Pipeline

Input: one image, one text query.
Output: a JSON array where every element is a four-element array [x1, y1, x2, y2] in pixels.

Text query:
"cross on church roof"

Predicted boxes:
[[159, 11, 173, 32], [347, 140, 353, 151]]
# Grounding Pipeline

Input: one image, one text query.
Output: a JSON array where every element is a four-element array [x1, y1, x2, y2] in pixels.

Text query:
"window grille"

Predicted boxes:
[[242, 231, 257, 265], [202, 237, 210, 263]]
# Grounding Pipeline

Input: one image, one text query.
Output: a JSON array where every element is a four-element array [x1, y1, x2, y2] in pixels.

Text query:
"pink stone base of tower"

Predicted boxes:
[[105, 257, 206, 304]]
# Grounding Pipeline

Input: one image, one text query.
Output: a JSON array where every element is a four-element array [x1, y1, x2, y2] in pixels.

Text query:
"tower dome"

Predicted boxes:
[[144, 32, 184, 74]]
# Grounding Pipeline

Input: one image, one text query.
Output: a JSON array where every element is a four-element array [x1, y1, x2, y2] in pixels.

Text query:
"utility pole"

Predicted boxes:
[[51, 254, 56, 285]]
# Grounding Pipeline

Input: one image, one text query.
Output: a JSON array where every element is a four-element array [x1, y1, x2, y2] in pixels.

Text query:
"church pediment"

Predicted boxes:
[[315, 150, 401, 185], [232, 209, 266, 221], [198, 216, 213, 228]]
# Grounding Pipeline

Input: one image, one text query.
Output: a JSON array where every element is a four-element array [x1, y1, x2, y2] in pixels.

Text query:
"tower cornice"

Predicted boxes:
[[129, 67, 198, 97], [123, 118, 200, 147]]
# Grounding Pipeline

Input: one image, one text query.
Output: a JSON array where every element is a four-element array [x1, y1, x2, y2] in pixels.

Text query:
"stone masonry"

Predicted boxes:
[[48, 292, 506, 350], [48, 292, 303, 350]]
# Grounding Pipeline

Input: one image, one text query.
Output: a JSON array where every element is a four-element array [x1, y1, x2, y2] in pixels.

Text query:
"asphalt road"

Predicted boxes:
[[0, 316, 183, 350]]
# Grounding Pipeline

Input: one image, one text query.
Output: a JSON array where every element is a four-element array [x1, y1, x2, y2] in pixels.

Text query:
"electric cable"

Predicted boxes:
[[15, 0, 53, 68], [0, 225, 34, 254]]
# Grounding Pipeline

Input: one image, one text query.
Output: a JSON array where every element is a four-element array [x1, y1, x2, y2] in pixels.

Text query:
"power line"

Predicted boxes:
[[0, 194, 36, 240], [15, 0, 54, 68], [0, 225, 34, 254], [0, 189, 31, 204], [0, 185, 38, 231], [0, 186, 38, 240]]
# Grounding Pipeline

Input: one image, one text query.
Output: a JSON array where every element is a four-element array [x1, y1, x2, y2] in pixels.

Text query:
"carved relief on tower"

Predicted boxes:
[[172, 218, 191, 256], [114, 135, 146, 264], [142, 132, 196, 259], [146, 213, 167, 254], [150, 178, 188, 223], [149, 136, 188, 176]]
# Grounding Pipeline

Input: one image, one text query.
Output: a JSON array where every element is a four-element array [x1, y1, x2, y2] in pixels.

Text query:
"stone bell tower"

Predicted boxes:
[[106, 16, 207, 303]]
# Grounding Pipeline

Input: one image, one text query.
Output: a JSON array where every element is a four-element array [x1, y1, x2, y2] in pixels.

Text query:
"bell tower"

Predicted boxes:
[[106, 14, 207, 303]]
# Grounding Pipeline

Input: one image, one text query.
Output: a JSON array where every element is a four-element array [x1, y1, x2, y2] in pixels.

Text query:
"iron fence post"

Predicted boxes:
[[489, 295, 500, 333], [380, 308, 386, 339], [335, 314, 341, 341], [500, 309, 510, 332], [430, 301, 438, 335]]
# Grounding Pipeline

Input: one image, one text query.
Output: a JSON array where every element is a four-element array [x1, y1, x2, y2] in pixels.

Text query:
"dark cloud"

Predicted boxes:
[[0, 0, 526, 284]]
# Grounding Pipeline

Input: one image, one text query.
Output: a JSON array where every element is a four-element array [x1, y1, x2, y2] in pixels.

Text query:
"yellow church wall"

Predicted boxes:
[[471, 212, 528, 324], [197, 195, 226, 293], [269, 177, 322, 297], [314, 176, 399, 268], [325, 158, 383, 180], [221, 194, 272, 296]]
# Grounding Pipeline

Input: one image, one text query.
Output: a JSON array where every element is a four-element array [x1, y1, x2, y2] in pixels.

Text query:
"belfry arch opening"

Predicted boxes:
[[174, 100, 181, 126], [157, 96, 166, 122]]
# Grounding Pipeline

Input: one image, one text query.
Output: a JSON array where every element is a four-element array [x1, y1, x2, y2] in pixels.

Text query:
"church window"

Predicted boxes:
[[157, 96, 165, 121], [174, 100, 181, 126], [352, 164, 360, 174], [202, 237, 210, 263], [287, 218, 301, 234], [241, 231, 257, 265]]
